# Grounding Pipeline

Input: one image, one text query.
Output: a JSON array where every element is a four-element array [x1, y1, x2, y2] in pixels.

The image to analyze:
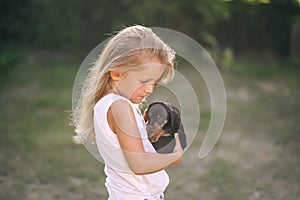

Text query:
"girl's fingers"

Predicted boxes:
[[173, 133, 183, 153]]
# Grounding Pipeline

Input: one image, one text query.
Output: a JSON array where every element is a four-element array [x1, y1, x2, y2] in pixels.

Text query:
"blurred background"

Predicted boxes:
[[0, 0, 299, 199]]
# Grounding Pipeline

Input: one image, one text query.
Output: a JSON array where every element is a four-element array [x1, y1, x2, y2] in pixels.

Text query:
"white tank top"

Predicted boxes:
[[94, 93, 170, 199]]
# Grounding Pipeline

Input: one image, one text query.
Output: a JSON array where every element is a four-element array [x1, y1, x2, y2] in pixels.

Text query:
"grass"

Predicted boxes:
[[229, 57, 300, 79], [0, 49, 23, 89], [224, 58, 300, 196], [201, 159, 242, 200], [0, 51, 106, 200], [1, 50, 300, 199]]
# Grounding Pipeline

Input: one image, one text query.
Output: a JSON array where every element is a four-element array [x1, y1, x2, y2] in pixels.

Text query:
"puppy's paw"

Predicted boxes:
[[149, 134, 160, 142]]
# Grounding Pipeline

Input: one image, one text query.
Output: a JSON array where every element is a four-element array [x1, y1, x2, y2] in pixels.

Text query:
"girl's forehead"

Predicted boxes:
[[133, 64, 166, 77], [131, 61, 164, 71]]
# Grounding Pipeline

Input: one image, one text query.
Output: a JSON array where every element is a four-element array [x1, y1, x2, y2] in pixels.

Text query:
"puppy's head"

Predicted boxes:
[[144, 103, 168, 141], [144, 102, 181, 142]]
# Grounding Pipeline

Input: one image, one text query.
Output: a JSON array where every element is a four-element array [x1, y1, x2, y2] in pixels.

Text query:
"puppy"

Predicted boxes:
[[143, 102, 187, 153]]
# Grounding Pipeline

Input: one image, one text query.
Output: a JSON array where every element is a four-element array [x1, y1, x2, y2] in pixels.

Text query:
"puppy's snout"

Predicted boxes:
[[147, 123, 155, 134], [147, 124, 153, 131]]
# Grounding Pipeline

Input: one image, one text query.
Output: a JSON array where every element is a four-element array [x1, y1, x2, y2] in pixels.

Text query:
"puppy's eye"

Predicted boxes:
[[157, 117, 165, 124]]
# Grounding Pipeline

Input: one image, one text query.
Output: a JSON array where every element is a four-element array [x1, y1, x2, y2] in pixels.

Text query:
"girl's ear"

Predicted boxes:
[[110, 71, 121, 81]]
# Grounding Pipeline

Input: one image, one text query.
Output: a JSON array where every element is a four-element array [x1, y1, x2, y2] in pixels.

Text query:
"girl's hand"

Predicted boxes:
[[173, 133, 183, 153], [171, 133, 184, 166]]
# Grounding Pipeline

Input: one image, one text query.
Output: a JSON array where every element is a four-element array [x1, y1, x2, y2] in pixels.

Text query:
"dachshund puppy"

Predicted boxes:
[[143, 102, 187, 153]]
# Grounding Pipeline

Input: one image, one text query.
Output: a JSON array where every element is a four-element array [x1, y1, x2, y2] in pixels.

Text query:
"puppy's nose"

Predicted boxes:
[[147, 124, 153, 131]]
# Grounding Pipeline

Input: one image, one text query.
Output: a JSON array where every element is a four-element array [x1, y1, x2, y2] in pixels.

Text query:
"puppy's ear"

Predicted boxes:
[[170, 111, 179, 126], [168, 109, 175, 127], [143, 109, 149, 122], [168, 106, 181, 132]]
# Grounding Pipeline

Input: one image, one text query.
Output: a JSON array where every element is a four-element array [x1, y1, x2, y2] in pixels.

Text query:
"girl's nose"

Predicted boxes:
[[144, 83, 154, 94]]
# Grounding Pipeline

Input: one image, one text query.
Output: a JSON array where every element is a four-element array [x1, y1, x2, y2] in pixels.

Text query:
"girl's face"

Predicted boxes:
[[114, 61, 167, 104]]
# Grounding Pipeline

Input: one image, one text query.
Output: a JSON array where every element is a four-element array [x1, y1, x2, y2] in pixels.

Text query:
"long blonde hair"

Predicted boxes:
[[72, 25, 176, 141]]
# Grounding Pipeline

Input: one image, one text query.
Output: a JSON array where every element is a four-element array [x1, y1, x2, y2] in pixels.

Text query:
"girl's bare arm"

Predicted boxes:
[[108, 99, 183, 175]]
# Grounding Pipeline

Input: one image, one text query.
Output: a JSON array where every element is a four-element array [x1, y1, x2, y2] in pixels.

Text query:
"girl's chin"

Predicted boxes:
[[131, 96, 144, 104]]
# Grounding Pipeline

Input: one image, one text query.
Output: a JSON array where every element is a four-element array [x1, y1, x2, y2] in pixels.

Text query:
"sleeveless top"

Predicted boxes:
[[94, 93, 170, 199]]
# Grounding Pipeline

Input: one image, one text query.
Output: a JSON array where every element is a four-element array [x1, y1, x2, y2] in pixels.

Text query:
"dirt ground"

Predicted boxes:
[[0, 54, 299, 200], [155, 67, 299, 200]]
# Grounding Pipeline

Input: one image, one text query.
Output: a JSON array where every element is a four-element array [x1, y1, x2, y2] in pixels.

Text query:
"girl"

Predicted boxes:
[[73, 25, 183, 200]]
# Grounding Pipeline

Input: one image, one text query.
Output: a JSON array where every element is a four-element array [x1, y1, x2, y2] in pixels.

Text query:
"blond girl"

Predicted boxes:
[[73, 25, 183, 200]]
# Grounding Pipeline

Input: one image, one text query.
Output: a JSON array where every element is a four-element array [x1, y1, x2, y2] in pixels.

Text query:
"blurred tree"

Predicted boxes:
[[0, 0, 39, 48], [0, 0, 299, 58], [33, 0, 129, 50], [215, 0, 300, 57], [123, 0, 230, 43]]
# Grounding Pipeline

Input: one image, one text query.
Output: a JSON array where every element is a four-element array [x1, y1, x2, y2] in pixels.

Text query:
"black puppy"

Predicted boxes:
[[143, 102, 187, 153]]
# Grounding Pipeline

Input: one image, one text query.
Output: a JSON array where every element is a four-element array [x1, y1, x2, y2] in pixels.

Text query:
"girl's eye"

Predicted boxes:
[[140, 80, 148, 84], [140, 80, 159, 87], [140, 80, 156, 85]]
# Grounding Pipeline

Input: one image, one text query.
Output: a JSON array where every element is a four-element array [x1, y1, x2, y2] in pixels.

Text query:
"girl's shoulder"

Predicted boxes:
[[94, 93, 134, 111]]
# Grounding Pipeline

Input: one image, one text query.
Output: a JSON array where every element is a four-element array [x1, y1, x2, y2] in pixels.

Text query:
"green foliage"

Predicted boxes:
[[228, 57, 300, 79], [0, 0, 39, 46], [0, 50, 20, 73], [0, 49, 22, 88], [0, 0, 231, 51], [215, 0, 300, 56], [125, 0, 230, 33], [1, 0, 299, 58], [221, 47, 235, 69], [230, 59, 279, 78]]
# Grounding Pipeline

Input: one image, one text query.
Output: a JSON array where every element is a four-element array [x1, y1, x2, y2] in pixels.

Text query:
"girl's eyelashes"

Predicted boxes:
[[140, 80, 149, 84], [139, 79, 161, 88], [140, 80, 156, 84]]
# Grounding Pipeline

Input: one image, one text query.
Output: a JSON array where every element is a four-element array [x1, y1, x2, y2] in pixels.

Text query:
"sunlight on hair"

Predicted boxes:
[[72, 26, 226, 168]]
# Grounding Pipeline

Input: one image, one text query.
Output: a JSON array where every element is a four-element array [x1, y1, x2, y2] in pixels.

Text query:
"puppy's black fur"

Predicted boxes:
[[144, 102, 187, 153]]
